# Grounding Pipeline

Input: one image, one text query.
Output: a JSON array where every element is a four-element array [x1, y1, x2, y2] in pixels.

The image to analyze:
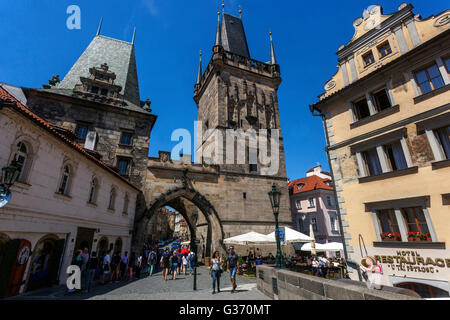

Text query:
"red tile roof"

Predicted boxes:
[[0, 86, 140, 192], [288, 175, 333, 194]]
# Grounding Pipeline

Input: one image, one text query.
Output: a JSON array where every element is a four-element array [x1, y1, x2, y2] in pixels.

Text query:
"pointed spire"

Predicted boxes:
[[96, 17, 103, 36], [132, 27, 136, 45], [215, 11, 222, 47], [222, 0, 225, 14], [270, 31, 277, 65], [196, 51, 203, 85]]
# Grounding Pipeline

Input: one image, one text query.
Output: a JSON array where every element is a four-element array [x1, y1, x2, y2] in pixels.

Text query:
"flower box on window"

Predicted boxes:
[[380, 232, 401, 242], [407, 232, 431, 242]]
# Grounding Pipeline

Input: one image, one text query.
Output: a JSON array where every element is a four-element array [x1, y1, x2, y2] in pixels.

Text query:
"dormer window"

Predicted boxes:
[[377, 41, 392, 58], [362, 51, 375, 67]]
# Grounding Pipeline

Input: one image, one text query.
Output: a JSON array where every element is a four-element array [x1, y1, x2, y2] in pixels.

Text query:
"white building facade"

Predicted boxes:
[[0, 87, 139, 298]]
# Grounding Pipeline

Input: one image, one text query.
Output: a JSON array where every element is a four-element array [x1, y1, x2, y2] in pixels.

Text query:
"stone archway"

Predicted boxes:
[[132, 187, 225, 259]]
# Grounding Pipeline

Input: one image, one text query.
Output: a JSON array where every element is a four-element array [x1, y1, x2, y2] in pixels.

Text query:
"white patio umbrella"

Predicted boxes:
[[320, 242, 344, 251], [300, 242, 327, 252], [223, 231, 275, 246], [266, 227, 313, 244]]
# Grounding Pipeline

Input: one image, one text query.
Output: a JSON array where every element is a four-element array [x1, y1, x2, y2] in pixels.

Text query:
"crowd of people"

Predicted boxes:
[[69, 241, 197, 294]]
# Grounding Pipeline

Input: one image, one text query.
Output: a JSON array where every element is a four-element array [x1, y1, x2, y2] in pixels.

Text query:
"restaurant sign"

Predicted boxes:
[[374, 250, 450, 274]]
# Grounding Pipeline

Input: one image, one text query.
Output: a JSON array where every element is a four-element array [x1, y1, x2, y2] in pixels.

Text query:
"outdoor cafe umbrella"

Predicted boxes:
[[309, 224, 317, 256], [266, 227, 313, 244], [223, 231, 275, 246], [300, 242, 327, 252], [320, 242, 344, 251]]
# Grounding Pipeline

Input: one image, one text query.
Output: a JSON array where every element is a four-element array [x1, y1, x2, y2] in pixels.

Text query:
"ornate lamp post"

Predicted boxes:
[[268, 184, 284, 269], [0, 160, 20, 208]]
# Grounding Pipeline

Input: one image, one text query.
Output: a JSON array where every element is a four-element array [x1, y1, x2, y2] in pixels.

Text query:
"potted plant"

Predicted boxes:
[[381, 232, 401, 241], [408, 232, 431, 242]]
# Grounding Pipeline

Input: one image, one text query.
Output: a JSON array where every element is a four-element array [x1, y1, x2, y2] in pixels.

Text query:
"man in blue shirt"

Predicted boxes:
[[227, 246, 239, 293]]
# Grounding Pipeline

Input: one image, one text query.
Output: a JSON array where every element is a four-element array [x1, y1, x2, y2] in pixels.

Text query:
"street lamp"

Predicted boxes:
[[268, 184, 284, 269], [0, 160, 20, 208]]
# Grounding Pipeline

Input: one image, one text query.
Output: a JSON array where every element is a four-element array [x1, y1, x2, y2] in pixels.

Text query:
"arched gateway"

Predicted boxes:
[[132, 166, 226, 258]]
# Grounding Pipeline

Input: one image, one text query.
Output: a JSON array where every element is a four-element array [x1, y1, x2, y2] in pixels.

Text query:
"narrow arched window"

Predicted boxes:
[[88, 178, 98, 204], [108, 188, 116, 210], [123, 194, 129, 215], [14, 142, 28, 182], [58, 166, 71, 195]]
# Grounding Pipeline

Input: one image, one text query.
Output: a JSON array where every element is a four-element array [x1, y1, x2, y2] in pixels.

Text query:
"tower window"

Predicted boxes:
[[249, 164, 258, 172], [76, 124, 89, 140], [100, 88, 108, 96], [117, 158, 131, 176], [91, 86, 99, 94], [120, 132, 133, 146], [243, 192, 247, 199]]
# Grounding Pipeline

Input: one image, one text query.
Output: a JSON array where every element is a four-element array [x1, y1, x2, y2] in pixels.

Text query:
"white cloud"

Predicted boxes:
[[142, 0, 159, 16]]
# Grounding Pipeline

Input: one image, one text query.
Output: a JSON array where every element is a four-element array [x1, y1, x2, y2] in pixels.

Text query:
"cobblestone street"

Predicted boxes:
[[7, 267, 270, 300]]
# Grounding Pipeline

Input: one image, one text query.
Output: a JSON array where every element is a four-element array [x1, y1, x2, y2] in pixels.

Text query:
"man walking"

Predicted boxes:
[[120, 251, 128, 281], [84, 251, 98, 293], [161, 248, 171, 281], [227, 246, 239, 293], [148, 248, 157, 276]]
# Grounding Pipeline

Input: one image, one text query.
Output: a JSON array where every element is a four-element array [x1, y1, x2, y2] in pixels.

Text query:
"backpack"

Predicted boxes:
[[163, 253, 170, 264], [150, 251, 156, 263]]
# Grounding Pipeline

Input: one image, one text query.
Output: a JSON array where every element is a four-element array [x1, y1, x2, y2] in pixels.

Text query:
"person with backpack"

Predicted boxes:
[[176, 249, 183, 275], [160, 248, 171, 281], [170, 251, 179, 280], [148, 248, 157, 276]]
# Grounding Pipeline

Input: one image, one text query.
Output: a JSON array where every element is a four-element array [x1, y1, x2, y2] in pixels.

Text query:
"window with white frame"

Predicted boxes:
[[295, 199, 302, 210], [413, 63, 445, 95], [356, 136, 411, 178], [329, 212, 339, 233], [352, 97, 371, 121], [372, 87, 392, 112], [308, 197, 315, 208], [432, 126, 450, 160]]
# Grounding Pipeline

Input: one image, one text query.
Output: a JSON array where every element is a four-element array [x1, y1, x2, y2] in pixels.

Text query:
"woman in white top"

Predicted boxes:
[[209, 251, 223, 294], [102, 250, 112, 284], [182, 254, 189, 275]]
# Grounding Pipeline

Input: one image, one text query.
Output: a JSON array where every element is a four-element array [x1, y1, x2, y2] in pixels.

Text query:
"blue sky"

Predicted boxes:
[[0, 0, 447, 180]]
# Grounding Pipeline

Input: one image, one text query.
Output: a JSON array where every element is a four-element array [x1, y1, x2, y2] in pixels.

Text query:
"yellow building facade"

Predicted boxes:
[[310, 3, 450, 298]]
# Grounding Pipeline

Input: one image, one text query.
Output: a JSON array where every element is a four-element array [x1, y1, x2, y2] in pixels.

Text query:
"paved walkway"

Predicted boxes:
[[6, 267, 270, 300]]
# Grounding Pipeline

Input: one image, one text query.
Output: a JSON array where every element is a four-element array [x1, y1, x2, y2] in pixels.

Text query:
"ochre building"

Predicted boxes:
[[310, 3, 450, 298]]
